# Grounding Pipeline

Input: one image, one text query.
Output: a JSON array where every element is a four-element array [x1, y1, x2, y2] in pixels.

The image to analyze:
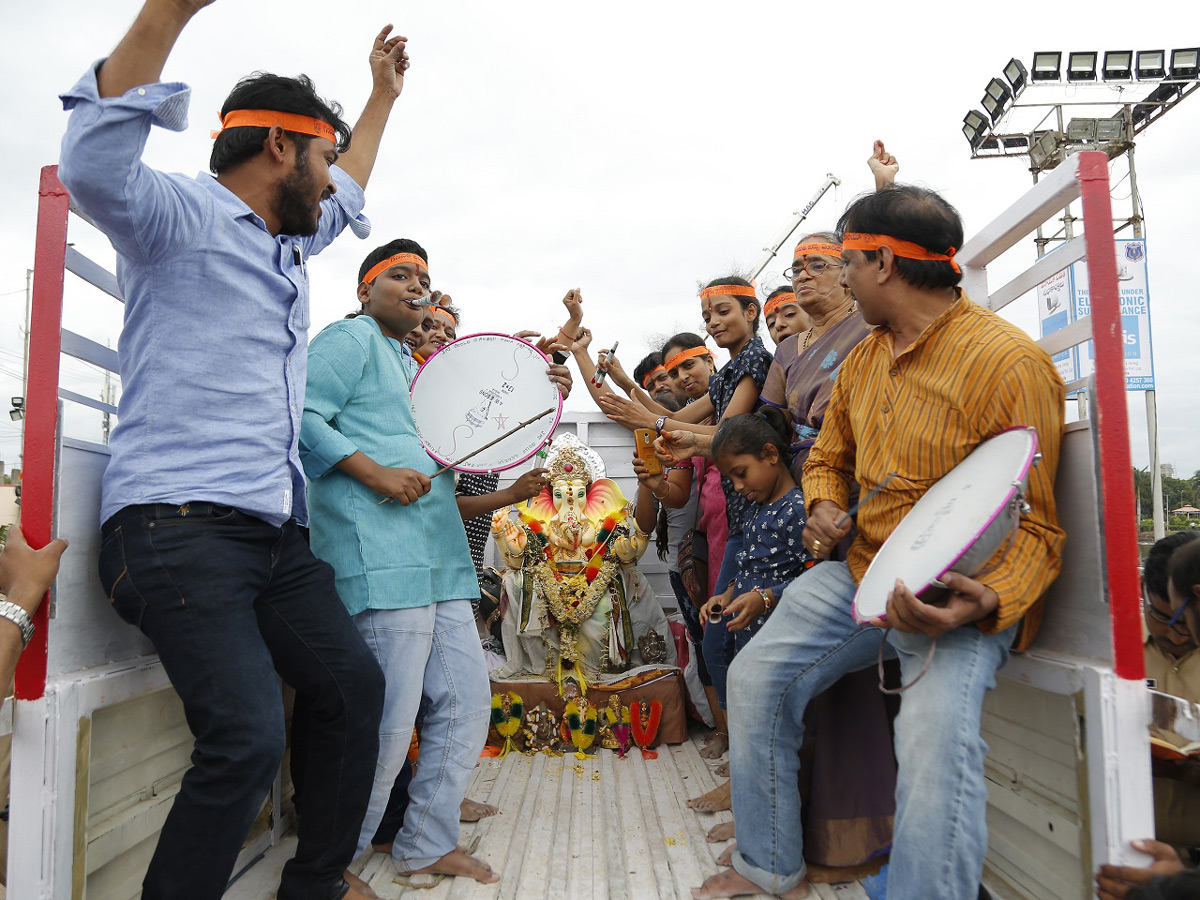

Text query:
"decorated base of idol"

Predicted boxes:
[[488, 433, 687, 755]]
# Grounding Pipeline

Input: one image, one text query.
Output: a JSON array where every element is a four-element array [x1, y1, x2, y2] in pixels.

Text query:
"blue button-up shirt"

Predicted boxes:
[[59, 62, 370, 527]]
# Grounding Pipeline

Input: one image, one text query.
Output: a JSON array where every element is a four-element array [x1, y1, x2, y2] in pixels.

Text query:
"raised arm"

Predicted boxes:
[[337, 25, 410, 189], [96, 0, 214, 98], [868, 139, 900, 191]]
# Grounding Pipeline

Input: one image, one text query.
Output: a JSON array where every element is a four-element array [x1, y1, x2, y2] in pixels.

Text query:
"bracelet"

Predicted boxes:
[[754, 587, 772, 611], [652, 482, 671, 502], [655, 415, 668, 436], [558, 328, 577, 343], [0, 596, 35, 648]]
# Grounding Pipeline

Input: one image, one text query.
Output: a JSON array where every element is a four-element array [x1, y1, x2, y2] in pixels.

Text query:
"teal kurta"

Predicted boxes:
[[300, 315, 477, 615]]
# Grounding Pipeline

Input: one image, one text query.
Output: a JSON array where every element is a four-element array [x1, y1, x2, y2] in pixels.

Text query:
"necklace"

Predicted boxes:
[[801, 302, 858, 351]]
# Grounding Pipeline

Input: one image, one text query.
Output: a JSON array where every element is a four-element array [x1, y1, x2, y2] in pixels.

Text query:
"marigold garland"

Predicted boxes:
[[490, 691, 524, 757], [566, 699, 598, 759]]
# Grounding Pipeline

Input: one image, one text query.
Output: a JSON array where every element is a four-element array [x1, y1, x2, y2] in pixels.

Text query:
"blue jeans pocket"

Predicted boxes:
[[99, 525, 148, 628]]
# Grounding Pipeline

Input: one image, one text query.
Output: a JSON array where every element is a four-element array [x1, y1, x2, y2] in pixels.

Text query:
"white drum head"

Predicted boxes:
[[852, 427, 1038, 624], [409, 333, 563, 473]]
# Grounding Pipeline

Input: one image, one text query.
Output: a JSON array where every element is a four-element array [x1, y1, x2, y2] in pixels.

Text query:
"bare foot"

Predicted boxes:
[[461, 797, 499, 822], [691, 867, 808, 899], [408, 847, 500, 884], [344, 869, 378, 897], [714, 760, 730, 778], [716, 843, 734, 866], [700, 732, 728, 759], [687, 779, 731, 812], [707, 821, 735, 843]]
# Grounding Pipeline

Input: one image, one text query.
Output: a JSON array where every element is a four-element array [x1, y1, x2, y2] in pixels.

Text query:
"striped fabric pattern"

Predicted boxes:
[[802, 294, 1066, 649]]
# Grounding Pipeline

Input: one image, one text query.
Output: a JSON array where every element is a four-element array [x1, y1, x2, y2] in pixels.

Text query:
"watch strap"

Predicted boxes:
[[0, 598, 35, 648]]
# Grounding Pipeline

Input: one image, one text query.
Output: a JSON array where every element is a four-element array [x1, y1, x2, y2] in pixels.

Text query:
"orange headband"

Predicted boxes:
[[842, 233, 961, 274], [663, 346, 714, 372], [641, 365, 667, 388], [699, 284, 757, 301], [432, 306, 458, 325], [793, 240, 843, 259], [211, 109, 337, 143], [360, 253, 430, 286], [764, 292, 797, 318]]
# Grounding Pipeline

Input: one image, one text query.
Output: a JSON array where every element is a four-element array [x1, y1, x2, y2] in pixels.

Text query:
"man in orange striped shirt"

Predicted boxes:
[[695, 186, 1065, 900]]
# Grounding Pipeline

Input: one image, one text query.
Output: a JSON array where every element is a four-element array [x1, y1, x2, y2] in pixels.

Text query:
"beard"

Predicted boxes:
[[274, 151, 323, 236]]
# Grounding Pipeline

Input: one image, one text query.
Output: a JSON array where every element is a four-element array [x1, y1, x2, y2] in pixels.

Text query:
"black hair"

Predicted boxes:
[[634, 352, 663, 388], [711, 406, 792, 462], [702, 275, 760, 332], [357, 239, 429, 285], [1168, 538, 1200, 607], [836, 185, 964, 290], [210, 73, 352, 175], [1145, 532, 1200, 602], [661, 331, 707, 361]]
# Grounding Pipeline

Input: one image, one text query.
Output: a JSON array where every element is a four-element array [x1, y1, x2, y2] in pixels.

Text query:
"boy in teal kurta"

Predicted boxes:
[[300, 239, 497, 884]]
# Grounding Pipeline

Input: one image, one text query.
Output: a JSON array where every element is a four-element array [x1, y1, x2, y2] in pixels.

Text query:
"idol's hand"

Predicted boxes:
[[868, 139, 899, 190], [372, 466, 429, 505], [803, 500, 850, 560], [368, 24, 410, 99], [875, 572, 999, 635]]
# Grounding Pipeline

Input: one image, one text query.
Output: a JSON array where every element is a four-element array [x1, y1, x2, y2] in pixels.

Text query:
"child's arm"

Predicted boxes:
[[700, 585, 734, 627], [725, 589, 770, 632], [456, 469, 549, 519]]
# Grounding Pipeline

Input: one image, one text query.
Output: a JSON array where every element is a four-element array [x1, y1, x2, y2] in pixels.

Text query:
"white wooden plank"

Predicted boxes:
[[599, 746, 631, 900]]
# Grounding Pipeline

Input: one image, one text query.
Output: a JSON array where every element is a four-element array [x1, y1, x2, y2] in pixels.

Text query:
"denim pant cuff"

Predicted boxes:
[[731, 847, 806, 895]]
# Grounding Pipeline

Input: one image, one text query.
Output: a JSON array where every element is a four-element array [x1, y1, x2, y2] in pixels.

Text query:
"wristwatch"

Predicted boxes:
[[655, 415, 668, 436], [0, 596, 35, 648]]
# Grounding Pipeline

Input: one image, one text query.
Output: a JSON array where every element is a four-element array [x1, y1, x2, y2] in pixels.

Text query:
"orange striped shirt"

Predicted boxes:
[[802, 294, 1066, 649]]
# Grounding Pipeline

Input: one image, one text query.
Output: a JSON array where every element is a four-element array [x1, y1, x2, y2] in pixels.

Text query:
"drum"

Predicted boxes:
[[852, 427, 1040, 624], [409, 333, 563, 473]]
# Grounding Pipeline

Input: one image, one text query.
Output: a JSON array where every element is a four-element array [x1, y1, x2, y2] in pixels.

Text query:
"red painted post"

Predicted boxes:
[[1076, 151, 1144, 682], [16, 166, 69, 701]]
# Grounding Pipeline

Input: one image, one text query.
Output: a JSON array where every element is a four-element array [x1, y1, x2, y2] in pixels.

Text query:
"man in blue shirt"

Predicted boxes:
[[59, 1, 408, 897]]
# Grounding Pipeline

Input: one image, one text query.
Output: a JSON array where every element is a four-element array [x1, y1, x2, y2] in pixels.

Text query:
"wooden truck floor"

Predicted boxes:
[[225, 732, 876, 900]]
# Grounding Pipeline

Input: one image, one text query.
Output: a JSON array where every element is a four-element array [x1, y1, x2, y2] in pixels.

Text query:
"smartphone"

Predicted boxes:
[[634, 428, 663, 476]]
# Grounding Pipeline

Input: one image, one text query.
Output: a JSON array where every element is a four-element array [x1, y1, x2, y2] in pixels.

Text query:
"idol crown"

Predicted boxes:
[[548, 447, 592, 483]]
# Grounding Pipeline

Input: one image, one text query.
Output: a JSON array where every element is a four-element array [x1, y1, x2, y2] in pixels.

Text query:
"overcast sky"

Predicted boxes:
[[3, 1, 1197, 483]]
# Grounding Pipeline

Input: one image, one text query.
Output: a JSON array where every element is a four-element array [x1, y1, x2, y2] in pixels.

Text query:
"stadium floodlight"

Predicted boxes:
[[1067, 118, 1098, 142], [1095, 116, 1126, 143], [962, 110, 989, 149], [1000, 134, 1030, 149], [1102, 51, 1134, 81], [1004, 58, 1029, 96], [1029, 130, 1063, 170], [981, 78, 1012, 123], [1170, 47, 1200, 80], [1136, 50, 1166, 80], [1067, 52, 1098, 82], [1032, 51, 1062, 81]]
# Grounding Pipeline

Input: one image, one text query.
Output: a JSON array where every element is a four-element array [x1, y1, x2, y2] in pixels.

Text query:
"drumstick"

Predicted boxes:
[[430, 407, 557, 478], [835, 472, 897, 529]]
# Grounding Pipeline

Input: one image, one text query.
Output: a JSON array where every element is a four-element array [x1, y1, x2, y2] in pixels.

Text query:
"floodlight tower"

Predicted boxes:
[[962, 47, 1199, 540]]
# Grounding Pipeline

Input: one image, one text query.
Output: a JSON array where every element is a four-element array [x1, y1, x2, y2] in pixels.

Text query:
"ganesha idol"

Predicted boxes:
[[490, 433, 676, 693]]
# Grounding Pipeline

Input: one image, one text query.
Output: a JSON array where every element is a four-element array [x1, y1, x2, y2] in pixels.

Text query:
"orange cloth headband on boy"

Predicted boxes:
[[641, 365, 667, 388], [764, 292, 797, 318], [211, 109, 337, 143], [360, 253, 431, 286], [663, 346, 714, 372], [432, 306, 458, 325], [841, 233, 961, 274], [793, 240, 843, 259], [699, 284, 757, 301]]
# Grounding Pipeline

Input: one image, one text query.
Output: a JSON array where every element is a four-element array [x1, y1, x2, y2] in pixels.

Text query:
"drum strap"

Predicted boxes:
[[877, 503, 1023, 695]]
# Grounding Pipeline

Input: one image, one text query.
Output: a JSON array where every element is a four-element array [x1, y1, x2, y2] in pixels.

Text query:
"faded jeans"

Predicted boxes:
[[727, 560, 1015, 900], [354, 600, 490, 870]]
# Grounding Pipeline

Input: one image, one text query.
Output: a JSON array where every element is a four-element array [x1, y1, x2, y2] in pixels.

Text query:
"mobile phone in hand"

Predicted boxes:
[[634, 428, 663, 476]]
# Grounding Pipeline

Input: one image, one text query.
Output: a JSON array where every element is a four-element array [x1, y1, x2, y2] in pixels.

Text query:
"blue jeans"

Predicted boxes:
[[727, 560, 1015, 899], [703, 532, 745, 707], [99, 504, 385, 900], [354, 600, 490, 869]]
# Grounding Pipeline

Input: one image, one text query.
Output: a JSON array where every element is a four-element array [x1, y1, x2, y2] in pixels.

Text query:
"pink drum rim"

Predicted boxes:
[[851, 426, 1040, 625], [409, 332, 564, 473]]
